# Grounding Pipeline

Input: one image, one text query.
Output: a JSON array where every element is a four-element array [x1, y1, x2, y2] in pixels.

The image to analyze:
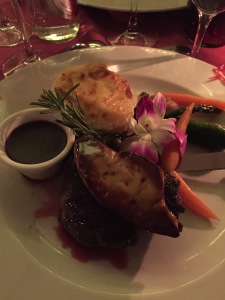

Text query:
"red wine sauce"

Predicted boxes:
[[28, 175, 129, 269], [55, 224, 128, 269], [6, 121, 67, 164]]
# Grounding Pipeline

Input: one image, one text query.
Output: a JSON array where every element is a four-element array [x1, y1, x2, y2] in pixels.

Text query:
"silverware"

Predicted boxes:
[[178, 151, 225, 172]]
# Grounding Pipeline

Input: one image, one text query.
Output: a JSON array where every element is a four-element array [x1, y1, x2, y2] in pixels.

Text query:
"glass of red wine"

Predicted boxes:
[[191, 0, 225, 57], [184, 0, 225, 48]]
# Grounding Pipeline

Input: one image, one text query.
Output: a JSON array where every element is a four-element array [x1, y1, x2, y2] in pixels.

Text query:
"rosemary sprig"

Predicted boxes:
[[30, 84, 128, 147]]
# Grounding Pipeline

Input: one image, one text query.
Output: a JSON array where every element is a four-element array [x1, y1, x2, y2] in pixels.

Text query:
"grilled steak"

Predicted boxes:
[[59, 146, 184, 248], [59, 155, 138, 248]]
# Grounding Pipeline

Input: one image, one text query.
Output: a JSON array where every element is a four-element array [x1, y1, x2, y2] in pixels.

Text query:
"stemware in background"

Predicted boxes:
[[0, 0, 23, 47], [29, 0, 80, 43], [184, 0, 225, 48], [190, 0, 225, 57], [110, 0, 157, 46], [2, 0, 48, 77]]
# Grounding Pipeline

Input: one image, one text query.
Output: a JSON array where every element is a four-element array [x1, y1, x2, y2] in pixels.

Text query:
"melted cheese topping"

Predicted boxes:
[[52, 63, 137, 133]]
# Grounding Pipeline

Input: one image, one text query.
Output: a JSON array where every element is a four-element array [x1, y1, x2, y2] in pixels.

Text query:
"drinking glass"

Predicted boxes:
[[0, 0, 23, 47], [2, 0, 48, 77], [184, 0, 225, 48], [191, 0, 225, 57], [110, 0, 157, 46], [29, 0, 79, 43]]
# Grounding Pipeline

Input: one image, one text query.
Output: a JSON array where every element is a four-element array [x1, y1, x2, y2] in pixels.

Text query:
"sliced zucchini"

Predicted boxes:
[[187, 119, 225, 150]]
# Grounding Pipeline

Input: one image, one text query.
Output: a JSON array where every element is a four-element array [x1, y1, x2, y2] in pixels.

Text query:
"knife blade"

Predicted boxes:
[[178, 151, 225, 172]]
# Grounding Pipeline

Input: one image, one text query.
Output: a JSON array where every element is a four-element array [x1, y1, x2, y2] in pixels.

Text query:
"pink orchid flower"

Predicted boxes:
[[121, 92, 185, 165]]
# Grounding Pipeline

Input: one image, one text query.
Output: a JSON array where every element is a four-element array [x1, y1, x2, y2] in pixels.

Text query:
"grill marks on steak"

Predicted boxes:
[[59, 155, 138, 248]]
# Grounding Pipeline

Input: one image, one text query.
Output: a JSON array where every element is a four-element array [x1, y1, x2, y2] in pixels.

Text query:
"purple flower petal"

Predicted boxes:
[[152, 129, 176, 149], [158, 118, 176, 133], [136, 95, 154, 120], [152, 92, 166, 118], [176, 129, 187, 157], [124, 91, 181, 165], [128, 140, 159, 163]]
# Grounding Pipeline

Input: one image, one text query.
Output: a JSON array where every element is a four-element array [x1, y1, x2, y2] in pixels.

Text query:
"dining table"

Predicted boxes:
[[0, 3, 225, 80], [0, 3, 225, 300]]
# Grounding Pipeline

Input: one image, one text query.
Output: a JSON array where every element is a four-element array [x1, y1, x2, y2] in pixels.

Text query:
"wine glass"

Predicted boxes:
[[191, 0, 225, 57], [0, 1, 23, 47], [2, 0, 48, 77], [110, 0, 157, 46]]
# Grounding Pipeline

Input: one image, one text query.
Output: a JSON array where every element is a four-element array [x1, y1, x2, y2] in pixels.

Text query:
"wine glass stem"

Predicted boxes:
[[191, 10, 214, 57], [11, 0, 36, 61], [127, 0, 139, 33]]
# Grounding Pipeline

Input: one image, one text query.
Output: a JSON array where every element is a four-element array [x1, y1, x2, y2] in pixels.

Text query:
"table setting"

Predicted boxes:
[[0, 1, 225, 300]]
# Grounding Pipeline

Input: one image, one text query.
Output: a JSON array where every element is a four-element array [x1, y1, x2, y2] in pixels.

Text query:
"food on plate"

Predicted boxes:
[[52, 63, 137, 133], [74, 136, 183, 238], [165, 102, 225, 151], [165, 104, 222, 118], [160, 103, 194, 173], [59, 154, 138, 248], [162, 92, 225, 111], [31, 63, 222, 249], [173, 171, 219, 221], [186, 119, 225, 150], [5, 121, 67, 164]]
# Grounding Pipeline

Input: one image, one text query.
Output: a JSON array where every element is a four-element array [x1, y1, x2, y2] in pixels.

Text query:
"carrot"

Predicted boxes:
[[163, 92, 225, 111], [160, 139, 180, 174], [160, 103, 195, 173], [176, 102, 195, 132], [173, 171, 219, 221]]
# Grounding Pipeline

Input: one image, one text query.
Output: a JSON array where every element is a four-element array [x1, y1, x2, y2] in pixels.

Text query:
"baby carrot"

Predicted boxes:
[[160, 139, 180, 174], [160, 103, 195, 173], [163, 92, 225, 111], [173, 171, 219, 221], [176, 102, 195, 132]]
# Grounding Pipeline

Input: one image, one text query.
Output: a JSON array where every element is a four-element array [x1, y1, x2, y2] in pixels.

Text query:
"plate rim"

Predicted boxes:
[[0, 45, 224, 300], [77, 0, 188, 12]]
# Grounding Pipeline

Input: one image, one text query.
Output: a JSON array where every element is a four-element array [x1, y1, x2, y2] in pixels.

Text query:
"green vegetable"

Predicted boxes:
[[187, 119, 225, 150], [165, 105, 222, 118]]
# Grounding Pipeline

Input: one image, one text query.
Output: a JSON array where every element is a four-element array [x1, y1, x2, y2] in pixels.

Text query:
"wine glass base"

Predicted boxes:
[[3, 50, 48, 77], [109, 30, 157, 47]]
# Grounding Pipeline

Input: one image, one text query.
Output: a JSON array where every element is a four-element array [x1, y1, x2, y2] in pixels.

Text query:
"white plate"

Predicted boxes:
[[78, 0, 188, 12], [0, 46, 225, 300]]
